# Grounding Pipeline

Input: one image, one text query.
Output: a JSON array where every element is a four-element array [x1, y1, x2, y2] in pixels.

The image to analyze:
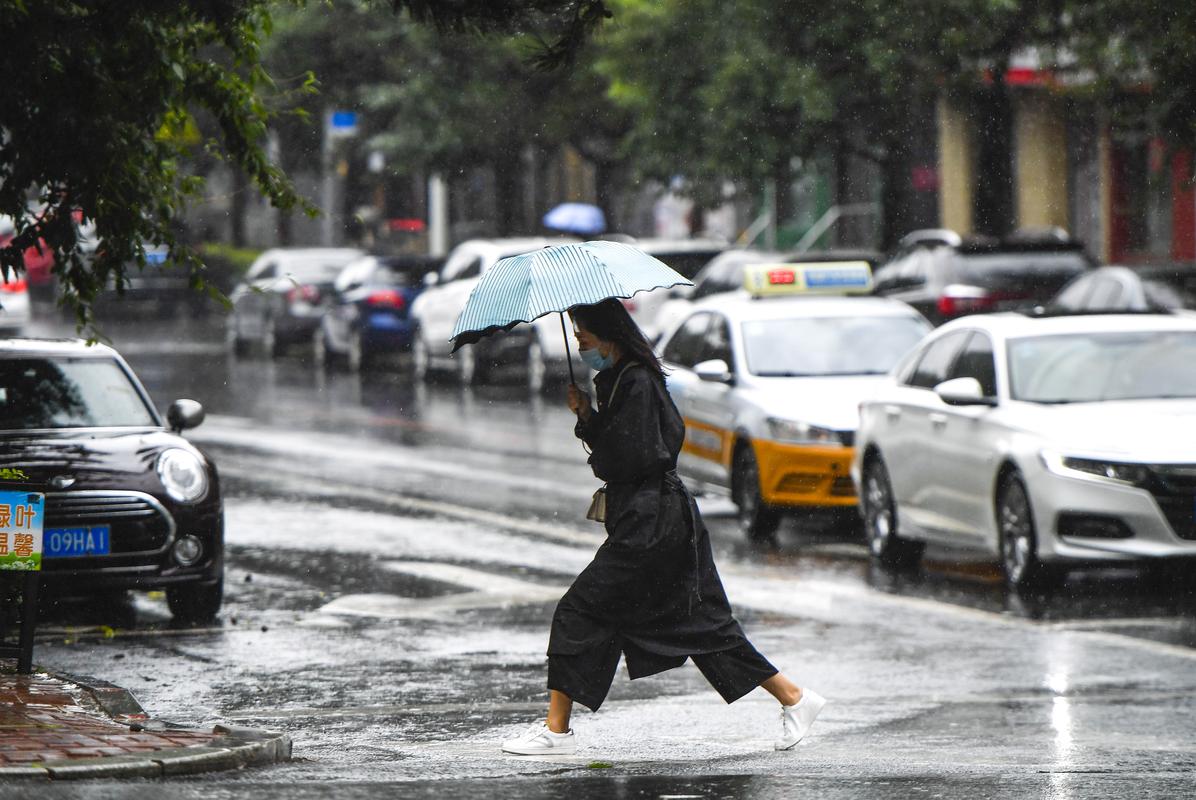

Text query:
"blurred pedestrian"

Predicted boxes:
[[501, 299, 824, 756]]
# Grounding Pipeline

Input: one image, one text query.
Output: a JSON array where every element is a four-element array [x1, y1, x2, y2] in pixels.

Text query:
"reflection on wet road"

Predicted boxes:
[[21, 315, 1196, 792], [76, 316, 1196, 643]]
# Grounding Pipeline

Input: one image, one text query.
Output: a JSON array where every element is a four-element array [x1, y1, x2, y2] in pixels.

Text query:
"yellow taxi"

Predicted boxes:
[[656, 262, 931, 539]]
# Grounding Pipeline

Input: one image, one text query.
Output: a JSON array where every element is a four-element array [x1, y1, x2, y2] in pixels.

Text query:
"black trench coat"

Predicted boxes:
[[548, 358, 751, 675]]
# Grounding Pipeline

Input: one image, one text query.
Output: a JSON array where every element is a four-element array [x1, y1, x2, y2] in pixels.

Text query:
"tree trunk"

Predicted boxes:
[[277, 210, 292, 246], [880, 132, 913, 251], [230, 168, 248, 247], [493, 149, 523, 237], [971, 64, 1016, 237], [772, 157, 794, 238], [594, 160, 618, 233]]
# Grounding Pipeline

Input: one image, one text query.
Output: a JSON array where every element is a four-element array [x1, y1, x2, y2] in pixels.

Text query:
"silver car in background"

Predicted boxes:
[[852, 313, 1196, 589]]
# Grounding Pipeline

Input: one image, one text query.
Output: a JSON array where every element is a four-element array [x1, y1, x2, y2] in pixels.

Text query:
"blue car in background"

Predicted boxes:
[[314, 253, 444, 371]]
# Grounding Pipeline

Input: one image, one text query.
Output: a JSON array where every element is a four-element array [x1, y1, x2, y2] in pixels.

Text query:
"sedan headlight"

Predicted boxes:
[[767, 418, 843, 446], [1041, 451, 1149, 486], [157, 448, 209, 503]]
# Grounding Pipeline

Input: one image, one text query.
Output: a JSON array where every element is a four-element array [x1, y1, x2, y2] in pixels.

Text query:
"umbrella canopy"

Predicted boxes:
[[450, 240, 692, 354], [542, 202, 607, 235]]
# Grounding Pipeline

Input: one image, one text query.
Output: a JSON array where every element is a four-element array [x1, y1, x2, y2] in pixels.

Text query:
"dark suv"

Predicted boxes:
[[873, 229, 1094, 325], [0, 339, 223, 622]]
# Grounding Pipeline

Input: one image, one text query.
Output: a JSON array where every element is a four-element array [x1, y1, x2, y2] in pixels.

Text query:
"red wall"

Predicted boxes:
[[1173, 149, 1196, 261]]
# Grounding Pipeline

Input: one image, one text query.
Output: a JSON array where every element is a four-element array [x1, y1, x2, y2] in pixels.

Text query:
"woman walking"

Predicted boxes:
[[501, 299, 824, 755]]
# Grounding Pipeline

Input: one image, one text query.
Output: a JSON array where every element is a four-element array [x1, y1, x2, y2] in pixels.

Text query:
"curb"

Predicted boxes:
[[0, 671, 292, 781]]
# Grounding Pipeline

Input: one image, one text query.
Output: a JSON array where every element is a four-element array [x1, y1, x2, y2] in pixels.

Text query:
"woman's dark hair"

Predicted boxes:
[[570, 298, 666, 381]]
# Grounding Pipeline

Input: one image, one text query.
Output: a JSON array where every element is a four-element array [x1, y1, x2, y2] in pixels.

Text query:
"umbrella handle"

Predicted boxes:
[[559, 312, 576, 386]]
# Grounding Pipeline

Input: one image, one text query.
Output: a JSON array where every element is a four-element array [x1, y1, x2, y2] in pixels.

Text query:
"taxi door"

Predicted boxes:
[[681, 312, 738, 488], [662, 311, 731, 487]]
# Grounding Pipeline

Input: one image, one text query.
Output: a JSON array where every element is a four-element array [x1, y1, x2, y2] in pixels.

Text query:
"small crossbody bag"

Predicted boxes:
[[585, 363, 637, 523]]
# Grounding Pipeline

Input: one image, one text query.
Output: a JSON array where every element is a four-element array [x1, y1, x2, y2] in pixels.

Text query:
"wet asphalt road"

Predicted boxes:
[[8, 313, 1196, 798]]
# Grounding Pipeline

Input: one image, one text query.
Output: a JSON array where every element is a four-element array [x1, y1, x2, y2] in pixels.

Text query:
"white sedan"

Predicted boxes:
[[852, 312, 1196, 588]]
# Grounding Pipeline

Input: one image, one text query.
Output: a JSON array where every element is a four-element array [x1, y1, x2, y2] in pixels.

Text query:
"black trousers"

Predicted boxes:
[[547, 637, 778, 712]]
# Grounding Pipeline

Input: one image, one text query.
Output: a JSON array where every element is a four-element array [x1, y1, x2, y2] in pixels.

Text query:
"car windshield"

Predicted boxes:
[[1008, 331, 1196, 403], [0, 357, 156, 429], [284, 257, 354, 282], [741, 315, 929, 377]]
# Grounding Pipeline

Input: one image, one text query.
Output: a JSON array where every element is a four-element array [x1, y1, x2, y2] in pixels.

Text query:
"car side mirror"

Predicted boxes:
[[694, 359, 733, 384], [167, 399, 206, 432], [423, 272, 440, 287], [934, 377, 996, 407]]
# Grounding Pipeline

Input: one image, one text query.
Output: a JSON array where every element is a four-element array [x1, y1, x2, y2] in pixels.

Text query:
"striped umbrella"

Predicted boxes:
[[450, 240, 692, 383]]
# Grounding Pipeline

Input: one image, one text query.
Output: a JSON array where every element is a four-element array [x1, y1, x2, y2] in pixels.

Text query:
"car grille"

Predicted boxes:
[[1145, 466, 1196, 542], [44, 491, 174, 554]]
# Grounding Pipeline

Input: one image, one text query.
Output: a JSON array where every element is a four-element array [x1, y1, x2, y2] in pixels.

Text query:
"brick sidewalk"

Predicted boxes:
[[0, 672, 219, 767]]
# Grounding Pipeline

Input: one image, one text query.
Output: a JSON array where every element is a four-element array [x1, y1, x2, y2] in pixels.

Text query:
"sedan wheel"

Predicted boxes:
[[347, 331, 365, 373], [261, 319, 279, 359], [997, 473, 1049, 590], [456, 345, 477, 385], [166, 579, 223, 624], [226, 317, 250, 358], [411, 331, 429, 380], [862, 456, 923, 567], [732, 444, 781, 542], [527, 338, 548, 393], [313, 329, 331, 370]]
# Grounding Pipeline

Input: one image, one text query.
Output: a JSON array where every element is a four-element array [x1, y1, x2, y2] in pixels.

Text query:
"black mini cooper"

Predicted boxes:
[[0, 339, 223, 622]]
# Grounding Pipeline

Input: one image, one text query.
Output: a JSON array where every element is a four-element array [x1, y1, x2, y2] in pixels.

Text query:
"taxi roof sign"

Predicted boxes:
[[744, 261, 873, 297]]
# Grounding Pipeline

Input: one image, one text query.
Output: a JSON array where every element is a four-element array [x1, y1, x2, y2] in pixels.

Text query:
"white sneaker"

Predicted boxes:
[[501, 723, 577, 755], [775, 689, 826, 750]]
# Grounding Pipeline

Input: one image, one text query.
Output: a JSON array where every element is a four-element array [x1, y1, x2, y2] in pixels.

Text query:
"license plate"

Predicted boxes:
[[44, 525, 111, 558]]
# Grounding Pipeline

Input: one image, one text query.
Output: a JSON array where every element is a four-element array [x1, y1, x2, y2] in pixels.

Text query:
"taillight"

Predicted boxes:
[[1, 278, 27, 293], [366, 289, 406, 310], [936, 284, 996, 318], [287, 284, 320, 304]]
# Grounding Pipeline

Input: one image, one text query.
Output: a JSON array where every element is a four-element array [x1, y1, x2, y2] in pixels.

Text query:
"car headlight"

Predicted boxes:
[[157, 448, 209, 503], [1041, 451, 1149, 486], [766, 418, 843, 446]]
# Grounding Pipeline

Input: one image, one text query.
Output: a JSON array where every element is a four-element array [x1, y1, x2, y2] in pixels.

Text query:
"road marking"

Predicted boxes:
[[217, 463, 604, 548], [319, 561, 567, 619], [381, 560, 567, 596], [214, 443, 1196, 661]]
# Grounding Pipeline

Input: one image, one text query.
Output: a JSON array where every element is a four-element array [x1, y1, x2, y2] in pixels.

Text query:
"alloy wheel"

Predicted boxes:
[[262, 320, 278, 359], [733, 445, 780, 541], [457, 345, 477, 385], [412, 332, 429, 380], [998, 475, 1040, 589], [348, 331, 364, 373], [527, 338, 547, 393], [313, 329, 329, 369], [864, 462, 894, 557]]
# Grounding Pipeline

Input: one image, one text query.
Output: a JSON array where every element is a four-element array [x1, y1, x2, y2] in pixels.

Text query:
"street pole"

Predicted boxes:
[[428, 173, 448, 256], [764, 178, 778, 251], [321, 110, 335, 246]]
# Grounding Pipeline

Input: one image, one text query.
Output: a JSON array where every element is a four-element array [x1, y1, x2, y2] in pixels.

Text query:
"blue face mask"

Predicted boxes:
[[580, 348, 615, 371]]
